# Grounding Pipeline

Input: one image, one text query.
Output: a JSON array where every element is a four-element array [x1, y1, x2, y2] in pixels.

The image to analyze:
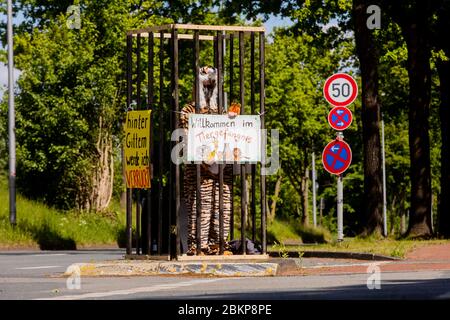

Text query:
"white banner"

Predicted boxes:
[[187, 114, 261, 163]]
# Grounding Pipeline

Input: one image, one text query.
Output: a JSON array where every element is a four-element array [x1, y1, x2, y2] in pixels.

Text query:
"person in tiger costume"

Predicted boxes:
[[179, 66, 240, 255]]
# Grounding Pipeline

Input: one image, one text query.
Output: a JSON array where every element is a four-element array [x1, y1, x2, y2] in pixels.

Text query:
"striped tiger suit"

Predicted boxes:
[[179, 66, 238, 255]]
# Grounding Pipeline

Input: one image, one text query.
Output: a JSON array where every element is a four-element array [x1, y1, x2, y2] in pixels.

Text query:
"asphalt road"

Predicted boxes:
[[1, 250, 450, 300]]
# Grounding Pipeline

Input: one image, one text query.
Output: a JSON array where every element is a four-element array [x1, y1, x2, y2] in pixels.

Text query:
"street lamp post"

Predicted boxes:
[[7, 0, 16, 225]]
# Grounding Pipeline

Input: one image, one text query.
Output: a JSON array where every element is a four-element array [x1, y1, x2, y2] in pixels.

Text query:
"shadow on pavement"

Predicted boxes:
[[135, 277, 450, 300]]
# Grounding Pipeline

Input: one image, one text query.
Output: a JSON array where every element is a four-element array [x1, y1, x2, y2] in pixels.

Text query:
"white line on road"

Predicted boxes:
[[16, 266, 62, 270], [438, 291, 450, 299], [29, 254, 68, 257], [36, 279, 224, 300], [0, 277, 62, 283]]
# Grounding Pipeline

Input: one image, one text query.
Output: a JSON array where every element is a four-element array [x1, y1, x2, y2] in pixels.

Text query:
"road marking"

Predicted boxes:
[[16, 266, 62, 270], [36, 279, 224, 300], [29, 254, 68, 257], [0, 277, 62, 283], [306, 261, 390, 269], [438, 291, 450, 299]]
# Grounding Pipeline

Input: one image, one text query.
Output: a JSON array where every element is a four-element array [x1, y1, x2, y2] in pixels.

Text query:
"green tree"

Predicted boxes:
[[220, 0, 382, 236], [353, 0, 383, 236], [0, 0, 245, 211], [379, 0, 440, 237], [0, 1, 175, 209], [10, 6, 129, 209], [265, 30, 342, 225]]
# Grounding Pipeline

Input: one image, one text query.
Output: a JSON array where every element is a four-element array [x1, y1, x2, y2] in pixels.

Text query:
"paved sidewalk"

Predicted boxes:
[[296, 243, 450, 275]]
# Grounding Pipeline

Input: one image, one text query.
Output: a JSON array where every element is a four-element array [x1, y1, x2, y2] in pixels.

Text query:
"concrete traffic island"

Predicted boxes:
[[62, 251, 399, 278], [66, 255, 280, 277]]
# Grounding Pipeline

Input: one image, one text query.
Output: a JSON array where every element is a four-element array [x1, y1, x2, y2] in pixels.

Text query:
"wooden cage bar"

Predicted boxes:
[[250, 32, 256, 243], [260, 31, 267, 254], [238, 31, 247, 255], [157, 31, 164, 255], [135, 34, 142, 255], [127, 24, 265, 36], [229, 33, 235, 241], [126, 34, 133, 256], [144, 32, 154, 255], [194, 30, 202, 256]]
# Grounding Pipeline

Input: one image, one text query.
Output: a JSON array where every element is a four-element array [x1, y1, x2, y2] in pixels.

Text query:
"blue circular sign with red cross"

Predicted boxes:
[[328, 106, 353, 131], [322, 139, 352, 175]]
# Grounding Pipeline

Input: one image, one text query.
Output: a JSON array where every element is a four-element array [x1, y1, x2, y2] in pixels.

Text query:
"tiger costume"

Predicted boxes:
[[179, 66, 240, 255]]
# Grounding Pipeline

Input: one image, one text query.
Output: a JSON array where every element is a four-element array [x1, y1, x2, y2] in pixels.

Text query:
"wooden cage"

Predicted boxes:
[[125, 24, 267, 260]]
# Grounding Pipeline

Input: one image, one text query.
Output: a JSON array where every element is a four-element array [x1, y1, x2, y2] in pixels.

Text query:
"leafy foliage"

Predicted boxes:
[[1, 0, 450, 239]]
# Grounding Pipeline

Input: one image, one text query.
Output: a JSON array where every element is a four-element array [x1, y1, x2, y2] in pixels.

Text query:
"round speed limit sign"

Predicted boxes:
[[323, 73, 358, 107]]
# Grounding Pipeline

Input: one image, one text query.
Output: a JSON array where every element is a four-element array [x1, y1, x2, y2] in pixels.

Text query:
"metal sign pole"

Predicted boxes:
[[337, 174, 343, 241], [319, 198, 324, 226], [381, 117, 388, 237], [7, 0, 16, 226], [323, 73, 358, 243], [312, 152, 317, 227], [336, 131, 344, 242]]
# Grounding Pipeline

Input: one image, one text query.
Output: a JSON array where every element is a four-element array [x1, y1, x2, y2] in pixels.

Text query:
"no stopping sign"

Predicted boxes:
[[328, 106, 353, 131], [322, 139, 352, 175], [323, 73, 358, 107]]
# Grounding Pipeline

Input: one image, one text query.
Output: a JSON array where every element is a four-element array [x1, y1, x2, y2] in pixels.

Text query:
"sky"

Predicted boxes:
[[264, 14, 294, 34], [1, 8, 26, 94], [0, 63, 19, 95]]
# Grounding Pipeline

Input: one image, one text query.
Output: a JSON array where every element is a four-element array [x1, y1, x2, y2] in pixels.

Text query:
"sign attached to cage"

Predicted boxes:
[[187, 114, 261, 163], [124, 110, 151, 188]]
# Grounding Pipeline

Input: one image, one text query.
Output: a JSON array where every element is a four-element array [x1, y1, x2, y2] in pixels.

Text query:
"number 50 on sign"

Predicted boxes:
[[323, 73, 358, 107]]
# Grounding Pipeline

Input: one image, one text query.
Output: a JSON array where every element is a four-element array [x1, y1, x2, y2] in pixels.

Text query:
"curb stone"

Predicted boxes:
[[67, 261, 279, 277]]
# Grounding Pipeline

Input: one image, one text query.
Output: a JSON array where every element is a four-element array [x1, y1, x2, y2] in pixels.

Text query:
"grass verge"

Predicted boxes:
[[267, 218, 332, 245], [0, 176, 126, 249], [268, 237, 450, 258]]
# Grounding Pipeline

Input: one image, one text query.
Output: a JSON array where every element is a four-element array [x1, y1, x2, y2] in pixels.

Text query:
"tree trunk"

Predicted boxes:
[[390, 195, 397, 236], [438, 59, 450, 237], [301, 166, 309, 226], [91, 124, 114, 211], [403, 17, 433, 238], [383, 1, 434, 237], [401, 210, 406, 235], [284, 163, 305, 219], [353, 0, 384, 236], [80, 116, 114, 212], [319, 198, 323, 226], [120, 145, 127, 210], [269, 174, 283, 222]]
